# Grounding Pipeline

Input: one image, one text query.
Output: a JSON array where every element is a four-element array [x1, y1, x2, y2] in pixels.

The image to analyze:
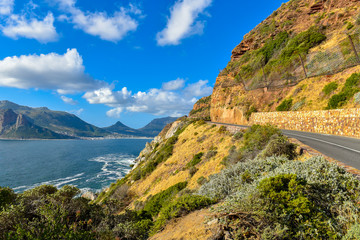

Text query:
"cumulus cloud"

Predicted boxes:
[[107, 107, 123, 118], [56, 0, 141, 42], [0, 0, 14, 15], [2, 13, 58, 43], [83, 79, 213, 117], [162, 78, 185, 91], [156, 0, 212, 46], [61, 95, 78, 105], [0, 48, 105, 93]]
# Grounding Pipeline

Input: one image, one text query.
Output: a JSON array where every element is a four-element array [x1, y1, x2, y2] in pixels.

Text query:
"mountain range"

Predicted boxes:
[[0, 100, 177, 139], [104, 117, 178, 137]]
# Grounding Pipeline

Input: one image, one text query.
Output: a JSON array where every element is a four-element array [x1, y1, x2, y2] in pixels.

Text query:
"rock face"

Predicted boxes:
[[0, 109, 72, 139], [308, 1, 326, 15], [211, 0, 360, 126], [231, 42, 251, 61]]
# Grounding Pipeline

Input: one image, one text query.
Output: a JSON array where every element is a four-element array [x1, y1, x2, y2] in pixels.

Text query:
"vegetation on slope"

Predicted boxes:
[[2, 120, 360, 239]]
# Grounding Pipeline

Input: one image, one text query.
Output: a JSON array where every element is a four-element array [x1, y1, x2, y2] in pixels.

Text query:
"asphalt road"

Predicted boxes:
[[211, 122, 360, 170]]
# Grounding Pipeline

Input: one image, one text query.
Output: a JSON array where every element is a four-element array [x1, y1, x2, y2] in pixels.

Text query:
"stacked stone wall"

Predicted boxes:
[[249, 108, 360, 138]]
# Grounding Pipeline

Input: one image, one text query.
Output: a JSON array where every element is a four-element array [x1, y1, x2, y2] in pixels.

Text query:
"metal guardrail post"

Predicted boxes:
[[298, 54, 308, 79], [347, 33, 360, 64]]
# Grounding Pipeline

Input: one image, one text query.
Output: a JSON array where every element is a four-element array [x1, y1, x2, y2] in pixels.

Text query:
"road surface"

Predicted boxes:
[[211, 122, 360, 170]]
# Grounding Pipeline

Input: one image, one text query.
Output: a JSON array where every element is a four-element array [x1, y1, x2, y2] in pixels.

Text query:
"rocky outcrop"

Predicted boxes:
[[0, 109, 18, 133], [308, 0, 327, 15], [231, 42, 250, 61]]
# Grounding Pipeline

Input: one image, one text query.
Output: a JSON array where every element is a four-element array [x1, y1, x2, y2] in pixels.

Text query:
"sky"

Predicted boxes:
[[0, 0, 285, 128]]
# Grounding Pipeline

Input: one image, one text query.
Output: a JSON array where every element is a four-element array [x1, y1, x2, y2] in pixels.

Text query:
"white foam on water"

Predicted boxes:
[[88, 153, 135, 183], [13, 173, 85, 192]]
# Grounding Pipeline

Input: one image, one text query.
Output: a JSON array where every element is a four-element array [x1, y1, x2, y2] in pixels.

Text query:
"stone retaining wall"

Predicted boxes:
[[249, 108, 360, 138]]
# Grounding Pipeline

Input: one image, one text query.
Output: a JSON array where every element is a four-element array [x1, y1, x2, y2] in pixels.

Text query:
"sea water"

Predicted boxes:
[[0, 139, 150, 193]]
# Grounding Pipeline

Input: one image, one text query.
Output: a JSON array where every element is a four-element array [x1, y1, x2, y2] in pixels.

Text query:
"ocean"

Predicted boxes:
[[0, 139, 150, 193]]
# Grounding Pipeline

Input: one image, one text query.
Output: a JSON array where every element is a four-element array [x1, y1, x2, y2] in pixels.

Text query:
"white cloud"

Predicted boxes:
[[83, 79, 213, 117], [56, 0, 141, 42], [0, 0, 14, 15], [156, 0, 212, 46], [83, 87, 132, 106], [107, 107, 123, 118], [0, 49, 105, 93], [162, 78, 185, 91], [2, 12, 58, 43], [61, 95, 78, 105]]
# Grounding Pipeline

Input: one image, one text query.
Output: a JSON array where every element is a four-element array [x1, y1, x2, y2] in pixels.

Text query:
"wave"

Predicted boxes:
[[13, 173, 85, 193], [88, 153, 135, 183]]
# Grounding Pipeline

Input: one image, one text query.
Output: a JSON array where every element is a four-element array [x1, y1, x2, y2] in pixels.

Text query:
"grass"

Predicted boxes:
[[186, 152, 204, 168]]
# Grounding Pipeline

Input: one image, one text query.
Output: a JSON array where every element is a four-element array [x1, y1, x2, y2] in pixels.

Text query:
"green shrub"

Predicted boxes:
[[276, 99, 293, 111], [347, 22, 354, 30], [200, 156, 360, 239], [232, 131, 244, 141], [242, 124, 281, 152], [245, 106, 258, 120], [279, 27, 326, 65], [0, 187, 16, 211], [189, 166, 198, 177], [322, 82, 338, 95], [197, 176, 208, 185], [327, 73, 360, 109], [258, 135, 297, 160], [218, 126, 227, 133], [151, 194, 215, 235], [186, 152, 204, 168], [142, 182, 188, 217], [205, 150, 217, 159]]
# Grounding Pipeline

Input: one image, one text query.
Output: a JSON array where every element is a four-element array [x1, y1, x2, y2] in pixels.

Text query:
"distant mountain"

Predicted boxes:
[[103, 121, 140, 136], [138, 117, 178, 137], [0, 109, 72, 139], [0, 101, 109, 138], [104, 117, 178, 137]]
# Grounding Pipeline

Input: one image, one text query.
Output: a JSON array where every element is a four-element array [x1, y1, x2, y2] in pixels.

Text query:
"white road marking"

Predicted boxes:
[[285, 133, 360, 154]]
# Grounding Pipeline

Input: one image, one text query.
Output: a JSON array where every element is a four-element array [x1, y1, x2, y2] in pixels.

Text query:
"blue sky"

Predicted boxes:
[[0, 0, 285, 128]]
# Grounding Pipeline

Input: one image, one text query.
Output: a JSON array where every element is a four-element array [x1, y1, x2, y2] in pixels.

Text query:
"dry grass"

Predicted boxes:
[[128, 123, 233, 203]]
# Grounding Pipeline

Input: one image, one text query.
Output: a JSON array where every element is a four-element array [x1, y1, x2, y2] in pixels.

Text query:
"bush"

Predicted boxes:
[[200, 156, 360, 239], [245, 106, 257, 120], [355, 92, 360, 105], [205, 150, 217, 159], [186, 152, 204, 168], [197, 176, 208, 185], [279, 27, 326, 64], [0, 187, 16, 211], [242, 124, 281, 152], [232, 131, 244, 141], [258, 135, 297, 160], [151, 194, 215, 235], [322, 82, 338, 95], [327, 73, 360, 109], [142, 182, 188, 217], [276, 99, 293, 111], [189, 166, 198, 177]]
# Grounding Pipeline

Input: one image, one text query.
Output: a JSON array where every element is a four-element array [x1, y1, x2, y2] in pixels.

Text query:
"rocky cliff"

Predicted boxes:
[[0, 109, 71, 139], [210, 0, 360, 125]]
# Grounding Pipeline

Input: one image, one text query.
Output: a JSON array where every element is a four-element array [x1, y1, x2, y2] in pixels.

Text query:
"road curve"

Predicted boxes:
[[210, 122, 360, 170]]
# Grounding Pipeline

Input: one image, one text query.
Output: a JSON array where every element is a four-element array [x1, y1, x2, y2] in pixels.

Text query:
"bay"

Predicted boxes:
[[0, 139, 150, 193]]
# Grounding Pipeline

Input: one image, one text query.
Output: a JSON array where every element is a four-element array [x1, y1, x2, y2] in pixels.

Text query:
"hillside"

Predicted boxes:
[[2, 0, 360, 239], [0, 109, 72, 139], [206, 0, 360, 124], [104, 117, 178, 137], [0, 100, 109, 138]]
